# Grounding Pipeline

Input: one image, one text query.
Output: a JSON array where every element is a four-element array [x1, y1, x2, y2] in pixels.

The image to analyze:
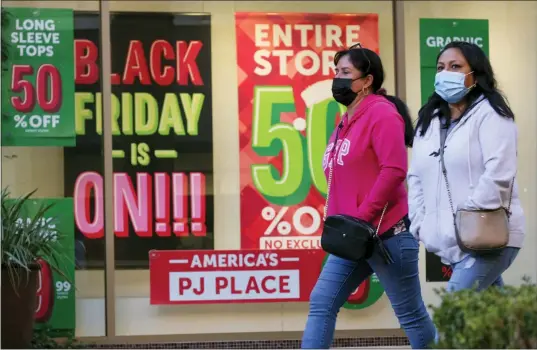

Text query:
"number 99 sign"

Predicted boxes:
[[251, 81, 345, 205]]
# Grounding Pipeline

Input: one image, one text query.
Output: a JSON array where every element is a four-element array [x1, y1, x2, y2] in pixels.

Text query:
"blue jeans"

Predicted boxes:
[[432, 247, 520, 345], [301, 232, 435, 349], [447, 247, 520, 292]]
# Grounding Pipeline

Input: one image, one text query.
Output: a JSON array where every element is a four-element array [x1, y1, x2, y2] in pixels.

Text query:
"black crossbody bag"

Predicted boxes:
[[320, 124, 394, 264]]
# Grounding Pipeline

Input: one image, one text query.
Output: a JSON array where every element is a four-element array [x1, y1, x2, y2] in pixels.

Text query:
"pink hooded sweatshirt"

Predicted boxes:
[[322, 94, 408, 235]]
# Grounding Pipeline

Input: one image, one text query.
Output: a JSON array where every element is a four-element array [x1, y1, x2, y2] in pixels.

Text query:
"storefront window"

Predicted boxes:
[[109, 0, 396, 337], [3, 0, 534, 342], [1, 0, 106, 337]]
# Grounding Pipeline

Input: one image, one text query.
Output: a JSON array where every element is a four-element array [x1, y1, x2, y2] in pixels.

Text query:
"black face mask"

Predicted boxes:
[[332, 78, 361, 106]]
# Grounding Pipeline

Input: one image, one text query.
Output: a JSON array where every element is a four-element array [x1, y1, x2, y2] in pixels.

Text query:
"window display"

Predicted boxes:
[[2, 0, 535, 341]]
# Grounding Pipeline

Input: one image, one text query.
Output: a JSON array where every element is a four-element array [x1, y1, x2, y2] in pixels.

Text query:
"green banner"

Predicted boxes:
[[419, 18, 489, 282], [12, 198, 76, 332], [1, 7, 75, 146], [419, 18, 489, 105]]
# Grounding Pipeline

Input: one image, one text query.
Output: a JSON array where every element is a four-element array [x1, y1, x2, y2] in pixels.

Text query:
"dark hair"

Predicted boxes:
[[334, 46, 415, 147], [416, 41, 514, 136]]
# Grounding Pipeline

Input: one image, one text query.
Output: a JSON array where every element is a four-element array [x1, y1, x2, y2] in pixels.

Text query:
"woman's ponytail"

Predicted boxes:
[[377, 91, 415, 147]]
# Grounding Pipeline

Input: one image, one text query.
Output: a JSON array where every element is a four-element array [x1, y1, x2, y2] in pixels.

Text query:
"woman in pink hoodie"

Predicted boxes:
[[301, 45, 435, 349]]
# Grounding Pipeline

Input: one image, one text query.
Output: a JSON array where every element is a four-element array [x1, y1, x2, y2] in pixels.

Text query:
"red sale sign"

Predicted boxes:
[[150, 249, 385, 308], [235, 13, 379, 250], [149, 249, 325, 304]]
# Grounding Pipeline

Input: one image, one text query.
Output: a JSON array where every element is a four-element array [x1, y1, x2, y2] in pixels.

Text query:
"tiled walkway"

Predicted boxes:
[[90, 339, 410, 349]]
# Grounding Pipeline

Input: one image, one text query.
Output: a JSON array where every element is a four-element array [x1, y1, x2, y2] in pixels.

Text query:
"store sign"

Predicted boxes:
[[235, 12, 379, 251], [418, 18, 489, 282], [150, 250, 323, 304], [150, 249, 385, 307], [65, 12, 214, 269], [418, 18, 489, 105], [8, 198, 76, 332], [232, 13, 382, 304], [1, 7, 75, 146]]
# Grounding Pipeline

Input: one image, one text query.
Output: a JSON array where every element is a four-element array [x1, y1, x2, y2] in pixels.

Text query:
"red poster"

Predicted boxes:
[[150, 249, 386, 307], [149, 249, 325, 304], [236, 13, 379, 250]]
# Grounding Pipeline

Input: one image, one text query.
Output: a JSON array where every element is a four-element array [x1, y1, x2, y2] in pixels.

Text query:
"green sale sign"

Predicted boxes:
[[11, 198, 76, 332], [1, 7, 75, 146], [419, 18, 489, 105], [419, 18, 489, 282]]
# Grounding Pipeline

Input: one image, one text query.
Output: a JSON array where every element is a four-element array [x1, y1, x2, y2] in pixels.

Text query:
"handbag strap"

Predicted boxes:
[[439, 120, 515, 220], [323, 157, 335, 221], [323, 122, 388, 235], [439, 124, 457, 221], [322, 123, 343, 221]]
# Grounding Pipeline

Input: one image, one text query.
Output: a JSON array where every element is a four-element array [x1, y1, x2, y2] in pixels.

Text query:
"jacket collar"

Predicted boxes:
[[342, 94, 386, 129]]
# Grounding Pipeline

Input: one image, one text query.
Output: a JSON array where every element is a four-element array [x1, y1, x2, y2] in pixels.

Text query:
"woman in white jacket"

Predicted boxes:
[[408, 41, 524, 292]]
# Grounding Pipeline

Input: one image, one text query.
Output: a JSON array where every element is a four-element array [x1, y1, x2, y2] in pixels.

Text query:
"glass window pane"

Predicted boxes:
[[108, 1, 395, 336], [2, 0, 105, 338]]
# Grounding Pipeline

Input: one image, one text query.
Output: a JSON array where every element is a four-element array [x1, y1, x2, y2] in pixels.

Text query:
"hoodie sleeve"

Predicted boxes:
[[464, 112, 518, 210], [356, 109, 408, 222], [407, 146, 425, 239]]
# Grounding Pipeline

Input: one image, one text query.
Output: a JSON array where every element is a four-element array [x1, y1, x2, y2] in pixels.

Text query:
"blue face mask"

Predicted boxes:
[[434, 71, 474, 104]]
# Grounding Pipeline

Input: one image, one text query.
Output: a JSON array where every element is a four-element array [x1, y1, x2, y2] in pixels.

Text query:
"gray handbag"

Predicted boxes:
[[439, 122, 513, 255]]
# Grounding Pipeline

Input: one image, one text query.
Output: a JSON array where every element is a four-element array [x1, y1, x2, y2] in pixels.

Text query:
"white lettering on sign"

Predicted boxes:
[[253, 23, 361, 77], [186, 252, 279, 268], [11, 19, 60, 57], [169, 270, 300, 301], [425, 36, 484, 48]]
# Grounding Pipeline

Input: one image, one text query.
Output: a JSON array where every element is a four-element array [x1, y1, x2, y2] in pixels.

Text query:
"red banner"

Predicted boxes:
[[150, 249, 387, 306], [149, 249, 384, 306], [235, 12, 379, 250], [149, 249, 325, 304]]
